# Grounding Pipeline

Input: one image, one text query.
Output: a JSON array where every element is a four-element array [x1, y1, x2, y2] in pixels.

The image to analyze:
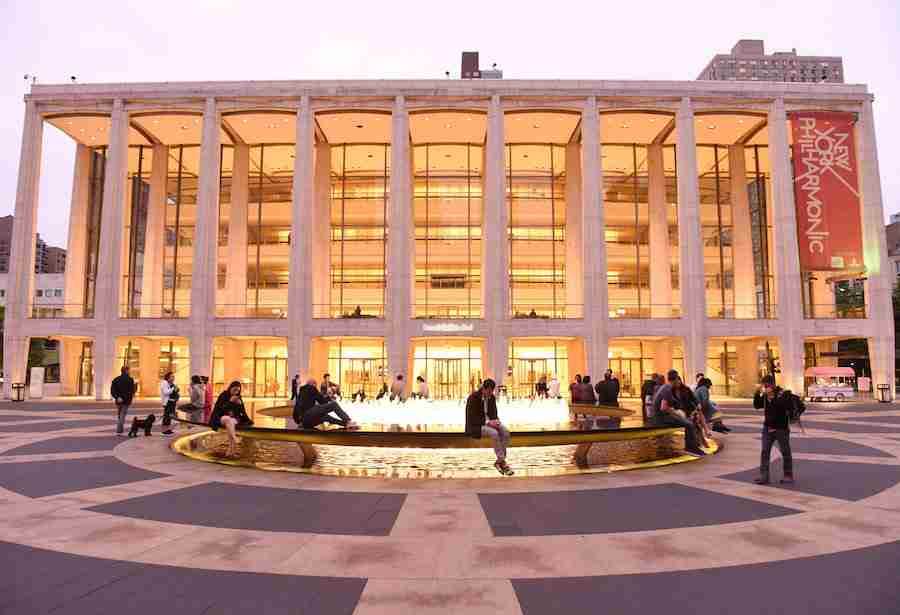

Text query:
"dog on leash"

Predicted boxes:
[[128, 414, 156, 437]]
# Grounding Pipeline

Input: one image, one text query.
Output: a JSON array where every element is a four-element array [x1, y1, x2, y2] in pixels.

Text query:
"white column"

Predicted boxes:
[[140, 144, 167, 317], [675, 98, 706, 379], [94, 99, 129, 324], [312, 141, 331, 311], [653, 339, 674, 375], [225, 143, 249, 315], [582, 98, 609, 378], [288, 98, 315, 379], [487, 333, 509, 386], [565, 141, 583, 317], [188, 97, 221, 381], [386, 96, 412, 378], [729, 145, 756, 318], [857, 97, 895, 397], [647, 143, 673, 318], [483, 95, 508, 324], [735, 339, 760, 397], [769, 98, 805, 392], [63, 144, 90, 316], [92, 332, 117, 401]]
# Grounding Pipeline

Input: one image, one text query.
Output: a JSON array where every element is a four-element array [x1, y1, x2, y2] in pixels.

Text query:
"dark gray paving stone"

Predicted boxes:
[[778, 437, 893, 458], [0, 419, 111, 433], [478, 484, 799, 536], [0, 414, 46, 422], [1, 436, 123, 456], [0, 540, 365, 615], [513, 540, 900, 615], [840, 414, 900, 425], [88, 481, 406, 535], [0, 456, 167, 498], [719, 458, 900, 501], [800, 420, 900, 434], [0, 401, 158, 412], [721, 424, 763, 434]]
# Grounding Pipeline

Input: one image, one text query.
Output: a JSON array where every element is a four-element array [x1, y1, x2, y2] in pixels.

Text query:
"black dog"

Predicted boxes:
[[128, 414, 156, 437]]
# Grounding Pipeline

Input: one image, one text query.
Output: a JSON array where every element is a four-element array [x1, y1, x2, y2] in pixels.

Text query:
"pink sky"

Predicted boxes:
[[2, 0, 898, 247]]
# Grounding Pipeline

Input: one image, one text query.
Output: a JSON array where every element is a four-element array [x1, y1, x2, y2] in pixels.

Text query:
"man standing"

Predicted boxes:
[[753, 375, 795, 485], [110, 366, 136, 436], [465, 379, 514, 475], [290, 373, 300, 401], [652, 369, 705, 457]]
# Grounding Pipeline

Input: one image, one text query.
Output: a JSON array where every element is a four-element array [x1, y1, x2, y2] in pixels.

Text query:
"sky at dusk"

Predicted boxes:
[[1, 0, 898, 247]]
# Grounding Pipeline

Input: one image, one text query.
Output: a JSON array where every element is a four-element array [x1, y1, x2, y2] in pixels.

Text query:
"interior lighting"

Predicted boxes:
[[707, 125, 716, 130], [355, 124, 364, 129], [621, 124, 629, 129], [533, 124, 540, 128]]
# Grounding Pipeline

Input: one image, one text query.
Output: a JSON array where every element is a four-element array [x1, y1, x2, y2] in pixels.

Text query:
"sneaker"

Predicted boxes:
[[346, 421, 361, 431], [780, 475, 795, 485], [754, 476, 770, 485], [712, 423, 730, 433], [494, 461, 515, 476], [685, 448, 707, 457], [161, 430, 175, 436], [116, 432, 127, 437]]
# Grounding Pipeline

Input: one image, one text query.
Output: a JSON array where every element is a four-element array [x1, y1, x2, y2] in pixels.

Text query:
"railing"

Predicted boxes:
[[510, 304, 584, 319], [312, 304, 385, 319], [215, 304, 288, 319], [30, 304, 92, 319], [413, 304, 482, 319], [804, 304, 867, 319], [608, 304, 681, 319], [706, 303, 776, 319], [119, 304, 192, 319]]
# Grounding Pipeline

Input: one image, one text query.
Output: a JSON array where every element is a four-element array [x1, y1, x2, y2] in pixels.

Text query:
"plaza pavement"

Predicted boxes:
[[2, 398, 900, 614]]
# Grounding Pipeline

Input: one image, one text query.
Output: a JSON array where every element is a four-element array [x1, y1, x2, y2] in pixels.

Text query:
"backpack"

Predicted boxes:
[[782, 389, 806, 422]]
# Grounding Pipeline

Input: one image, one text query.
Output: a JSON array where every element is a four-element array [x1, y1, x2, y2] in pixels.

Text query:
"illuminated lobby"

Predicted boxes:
[[2, 78, 894, 404]]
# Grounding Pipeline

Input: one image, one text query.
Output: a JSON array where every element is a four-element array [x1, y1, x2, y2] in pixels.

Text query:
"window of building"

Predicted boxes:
[[35, 289, 43, 297]]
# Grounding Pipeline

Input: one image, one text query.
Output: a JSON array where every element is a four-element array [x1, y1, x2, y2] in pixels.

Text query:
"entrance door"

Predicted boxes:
[[513, 358, 550, 399], [609, 358, 643, 397], [341, 358, 384, 398], [433, 359, 464, 400], [77, 342, 94, 397], [253, 357, 288, 398]]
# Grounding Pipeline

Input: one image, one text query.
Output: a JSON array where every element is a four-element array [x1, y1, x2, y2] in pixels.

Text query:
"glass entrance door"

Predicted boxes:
[[77, 342, 94, 397], [512, 358, 551, 399], [433, 358, 465, 400], [608, 358, 643, 397], [252, 357, 288, 398], [340, 358, 384, 398]]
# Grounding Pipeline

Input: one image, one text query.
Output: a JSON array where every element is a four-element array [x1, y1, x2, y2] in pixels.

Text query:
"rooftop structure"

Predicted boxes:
[[698, 39, 844, 83]]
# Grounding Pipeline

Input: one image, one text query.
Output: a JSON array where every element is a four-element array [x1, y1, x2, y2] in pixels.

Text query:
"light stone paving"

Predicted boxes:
[[2, 401, 900, 614]]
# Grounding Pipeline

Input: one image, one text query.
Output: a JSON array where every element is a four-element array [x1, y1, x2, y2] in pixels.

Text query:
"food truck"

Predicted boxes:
[[805, 366, 857, 402]]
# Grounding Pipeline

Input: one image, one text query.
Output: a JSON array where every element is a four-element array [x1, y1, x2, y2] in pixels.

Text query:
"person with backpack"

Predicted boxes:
[[753, 375, 795, 485]]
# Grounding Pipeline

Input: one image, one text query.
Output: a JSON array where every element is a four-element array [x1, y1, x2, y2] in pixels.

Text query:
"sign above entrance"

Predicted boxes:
[[422, 323, 474, 333], [788, 111, 864, 271]]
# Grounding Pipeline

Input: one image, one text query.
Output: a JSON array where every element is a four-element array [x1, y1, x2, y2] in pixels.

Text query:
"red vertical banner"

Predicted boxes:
[[789, 111, 864, 271]]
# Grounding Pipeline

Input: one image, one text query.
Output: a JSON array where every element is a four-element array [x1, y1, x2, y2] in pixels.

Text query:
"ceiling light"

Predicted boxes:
[[649, 118, 656, 123], [737, 119, 745, 124], [181, 125, 188, 130], [533, 124, 540, 128], [621, 124, 629, 129], [242, 118, 248, 123], [707, 125, 716, 130], [153, 119, 159, 124], [67, 121, 73, 126], [194, 118, 199, 124], [445, 123, 452, 128]]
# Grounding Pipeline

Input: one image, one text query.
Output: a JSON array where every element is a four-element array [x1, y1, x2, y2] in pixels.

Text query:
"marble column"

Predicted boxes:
[[225, 144, 249, 316], [188, 97, 221, 381], [92, 333, 117, 401], [288, 97, 315, 379], [735, 339, 760, 397], [94, 100, 129, 325], [483, 95, 508, 325], [675, 98, 706, 380], [729, 145, 757, 319], [647, 144, 673, 318], [654, 339, 674, 375], [768, 98, 805, 393], [856, 98, 895, 397], [487, 333, 509, 387], [63, 144, 90, 316], [565, 141, 583, 317], [139, 339, 160, 396], [312, 141, 331, 312], [140, 144, 167, 318], [386, 96, 412, 378], [582, 98, 609, 378], [59, 339, 82, 396]]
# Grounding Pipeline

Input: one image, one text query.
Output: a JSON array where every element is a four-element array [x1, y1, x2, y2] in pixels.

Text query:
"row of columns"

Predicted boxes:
[[2, 95, 894, 400]]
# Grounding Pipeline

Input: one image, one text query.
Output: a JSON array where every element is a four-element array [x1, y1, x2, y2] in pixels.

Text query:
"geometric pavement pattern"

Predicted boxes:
[[1, 398, 900, 614]]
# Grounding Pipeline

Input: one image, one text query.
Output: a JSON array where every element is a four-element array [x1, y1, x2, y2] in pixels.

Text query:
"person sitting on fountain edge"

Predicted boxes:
[[465, 378, 514, 476], [293, 378, 359, 430]]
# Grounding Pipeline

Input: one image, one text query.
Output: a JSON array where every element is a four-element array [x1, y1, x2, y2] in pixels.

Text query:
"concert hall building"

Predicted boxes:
[[3, 77, 894, 400]]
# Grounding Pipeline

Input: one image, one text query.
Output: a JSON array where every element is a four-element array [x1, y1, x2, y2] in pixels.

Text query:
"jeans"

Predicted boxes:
[[162, 401, 176, 429], [482, 423, 511, 462], [658, 412, 702, 452], [301, 401, 351, 429], [760, 428, 793, 479], [115, 403, 130, 434]]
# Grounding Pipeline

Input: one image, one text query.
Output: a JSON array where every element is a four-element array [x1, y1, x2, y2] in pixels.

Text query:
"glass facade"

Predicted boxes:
[[328, 144, 389, 318], [116, 337, 190, 395], [326, 339, 388, 398], [413, 143, 483, 318], [507, 144, 567, 318], [604, 144, 680, 318], [163, 145, 198, 317], [508, 339, 569, 399], [82, 146, 107, 317], [412, 339, 483, 400], [121, 146, 152, 317]]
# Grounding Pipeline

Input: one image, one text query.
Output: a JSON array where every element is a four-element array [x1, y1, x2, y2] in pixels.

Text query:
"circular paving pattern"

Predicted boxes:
[[2, 399, 900, 614]]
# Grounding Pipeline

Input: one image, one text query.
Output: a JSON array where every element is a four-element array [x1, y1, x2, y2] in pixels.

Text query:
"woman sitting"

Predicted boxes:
[[673, 380, 712, 446], [209, 381, 254, 457]]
